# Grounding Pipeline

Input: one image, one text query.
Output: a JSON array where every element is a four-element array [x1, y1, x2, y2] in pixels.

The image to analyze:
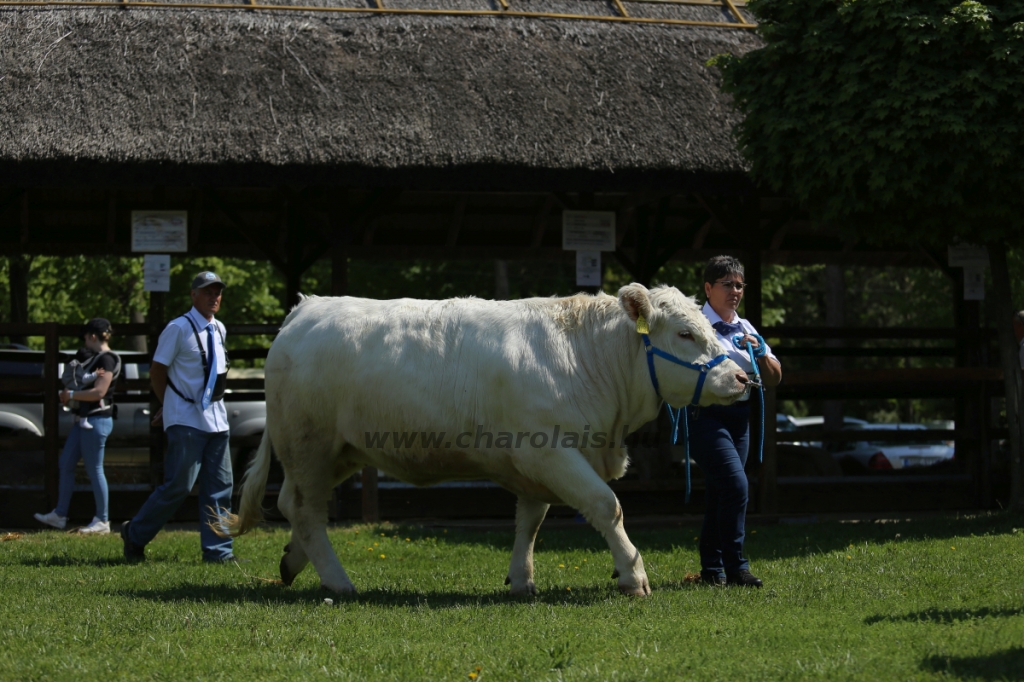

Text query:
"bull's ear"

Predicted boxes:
[[618, 284, 652, 323]]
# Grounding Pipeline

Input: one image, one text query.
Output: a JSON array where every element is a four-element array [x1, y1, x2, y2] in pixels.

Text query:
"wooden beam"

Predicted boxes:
[[106, 191, 117, 246], [446, 197, 467, 248], [189, 190, 203, 252], [693, 193, 747, 246], [207, 189, 288, 272], [530, 195, 555, 249], [763, 326, 995, 340], [691, 218, 713, 249], [20, 192, 29, 245]]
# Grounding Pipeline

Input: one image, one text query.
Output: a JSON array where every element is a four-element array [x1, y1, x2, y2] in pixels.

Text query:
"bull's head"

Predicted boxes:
[[618, 283, 748, 407]]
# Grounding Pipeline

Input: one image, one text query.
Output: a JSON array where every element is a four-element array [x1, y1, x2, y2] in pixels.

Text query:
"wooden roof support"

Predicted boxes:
[[446, 196, 467, 248], [530, 195, 555, 249], [106, 191, 117, 246], [20, 192, 29, 245], [207, 188, 288, 272]]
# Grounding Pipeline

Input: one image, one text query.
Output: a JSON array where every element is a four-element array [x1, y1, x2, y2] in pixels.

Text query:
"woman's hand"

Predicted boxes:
[[59, 389, 71, 405], [738, 334, 761, 350]]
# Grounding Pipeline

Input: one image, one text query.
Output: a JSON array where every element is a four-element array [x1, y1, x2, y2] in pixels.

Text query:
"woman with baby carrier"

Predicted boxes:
[[691, 256, 782, 588], [34, 318, 121, 534]]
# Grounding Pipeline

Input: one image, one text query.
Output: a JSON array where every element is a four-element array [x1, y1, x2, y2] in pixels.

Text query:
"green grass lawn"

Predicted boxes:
[[2, 512, 1022, 681]]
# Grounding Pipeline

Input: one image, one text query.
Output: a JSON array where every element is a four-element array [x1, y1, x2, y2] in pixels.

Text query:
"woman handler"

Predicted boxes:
[[690, 256, 782, 587], [34, 319, 119, 534]]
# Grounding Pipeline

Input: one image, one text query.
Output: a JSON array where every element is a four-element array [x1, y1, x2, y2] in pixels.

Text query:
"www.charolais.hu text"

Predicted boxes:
[[363, 425, 635, 449]]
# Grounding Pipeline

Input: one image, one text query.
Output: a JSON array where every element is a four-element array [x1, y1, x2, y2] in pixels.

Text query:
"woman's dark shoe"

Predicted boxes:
[[726, 570, 763, 588]]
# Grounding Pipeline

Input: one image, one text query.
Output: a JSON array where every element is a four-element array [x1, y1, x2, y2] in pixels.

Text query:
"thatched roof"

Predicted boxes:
[[0, 3, 760, 191]]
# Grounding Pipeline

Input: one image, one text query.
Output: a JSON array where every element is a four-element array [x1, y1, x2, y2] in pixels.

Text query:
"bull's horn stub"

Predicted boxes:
[[635, 315, 650, 335]]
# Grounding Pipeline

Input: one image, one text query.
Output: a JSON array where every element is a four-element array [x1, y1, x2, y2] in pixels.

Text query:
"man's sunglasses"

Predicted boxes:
[[714, 280, 747, 291]]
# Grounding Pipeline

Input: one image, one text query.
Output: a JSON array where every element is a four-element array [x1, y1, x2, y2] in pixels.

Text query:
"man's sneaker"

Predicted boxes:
[[78, 517, 110, 535], [700, 572, 727, 586], [120, 521, 145, 562], [34, 510, 67, 530], [726, 570, 763, 588]]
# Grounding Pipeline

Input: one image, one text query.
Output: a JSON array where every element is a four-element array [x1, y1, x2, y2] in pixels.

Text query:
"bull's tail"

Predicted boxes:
[[211, 430, 273, 537]]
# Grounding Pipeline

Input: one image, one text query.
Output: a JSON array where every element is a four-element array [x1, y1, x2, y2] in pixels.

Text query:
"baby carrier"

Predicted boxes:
[[61, 350, 122, 417], [165, 315, 230, 405]]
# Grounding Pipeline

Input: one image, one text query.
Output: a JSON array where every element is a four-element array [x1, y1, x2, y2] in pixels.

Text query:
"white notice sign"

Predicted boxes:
[[576, 251, 601, 287], [132, 211, 188, 253], [143, 254, 171, 292], [563, 211, 616, 251], [963, 265, 985, 301], [948, 244, 989, 267]]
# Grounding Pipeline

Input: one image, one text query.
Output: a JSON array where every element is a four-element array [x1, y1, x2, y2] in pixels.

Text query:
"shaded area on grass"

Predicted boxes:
[[920, 647, 1024, 680], [352, 512, 1021, 562], [867, 607, 1024, 625], [104, 582, 628, 608]]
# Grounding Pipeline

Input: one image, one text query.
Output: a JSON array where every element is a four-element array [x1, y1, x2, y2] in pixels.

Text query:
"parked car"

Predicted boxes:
[[776, 414, 868, 448], [0, 347, 265, 443], [831, 423, 955, 471]]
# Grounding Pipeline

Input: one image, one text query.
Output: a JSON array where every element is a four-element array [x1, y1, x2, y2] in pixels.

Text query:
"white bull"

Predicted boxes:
[[222, 283, 747, 596]]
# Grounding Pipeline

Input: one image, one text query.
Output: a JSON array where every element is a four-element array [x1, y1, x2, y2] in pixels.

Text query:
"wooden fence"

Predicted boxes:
[[0, 321, 1007, 527]]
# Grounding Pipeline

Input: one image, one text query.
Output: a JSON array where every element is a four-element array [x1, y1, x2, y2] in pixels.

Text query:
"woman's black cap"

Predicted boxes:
[[81, 318, 113, 337]]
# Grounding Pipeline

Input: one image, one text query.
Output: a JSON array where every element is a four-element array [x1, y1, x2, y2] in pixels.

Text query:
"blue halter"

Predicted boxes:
[[637, 317, 729, 503]]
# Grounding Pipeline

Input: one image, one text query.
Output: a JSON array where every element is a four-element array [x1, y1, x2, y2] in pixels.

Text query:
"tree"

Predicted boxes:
[[713, 0, 1024, 508]]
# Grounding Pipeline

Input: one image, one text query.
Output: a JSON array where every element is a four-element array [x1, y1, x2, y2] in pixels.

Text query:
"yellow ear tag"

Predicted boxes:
[[636, 315, 650, 334]]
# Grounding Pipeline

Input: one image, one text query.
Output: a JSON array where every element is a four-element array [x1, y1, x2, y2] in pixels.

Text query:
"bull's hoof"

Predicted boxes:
[[321, 581, 358, 595], [504, 575, 511, 585], [283, 543, 292, 553], [611, 569, 620, 579], [508, 581, 537, 597], [280, 554, 298, 586], [617, 576, 652, 597]]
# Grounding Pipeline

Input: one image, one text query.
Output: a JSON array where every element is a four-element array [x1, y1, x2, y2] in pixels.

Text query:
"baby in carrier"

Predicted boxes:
[[61, 349, 116, 430]]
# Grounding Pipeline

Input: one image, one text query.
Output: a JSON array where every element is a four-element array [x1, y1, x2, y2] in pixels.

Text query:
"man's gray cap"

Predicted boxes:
[[191, 271, 226, 290]]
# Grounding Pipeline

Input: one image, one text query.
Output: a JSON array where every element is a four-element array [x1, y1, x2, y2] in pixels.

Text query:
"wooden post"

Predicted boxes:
[[758, 386, 778, 515], [148, 291, 166, 486], [284, 198, 303, 310], [987, 243, 1023, 510], [978, 383, 993, 508], [329, 211, 370, 521], [822, 264, 845, 434], [43, 323, 60, 508], [8, 255, 31, 346], [744, 250, 763, 330]]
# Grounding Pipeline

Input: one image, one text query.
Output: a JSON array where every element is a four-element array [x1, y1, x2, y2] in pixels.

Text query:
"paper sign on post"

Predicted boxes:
[[563, 211, 616, 252], [132, 211, 188, 253], [963, 266, 985, 301], [143, 254, 171, 292], [576, 251, 601, 287], [948, 244, 989, 267]]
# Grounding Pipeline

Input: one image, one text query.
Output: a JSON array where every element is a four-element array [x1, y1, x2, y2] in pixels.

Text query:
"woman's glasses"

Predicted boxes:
[[715, 280, 747, 291]]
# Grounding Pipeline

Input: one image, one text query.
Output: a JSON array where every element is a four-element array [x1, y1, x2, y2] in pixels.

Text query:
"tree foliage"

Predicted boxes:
[[713, 0, 1024, 244]]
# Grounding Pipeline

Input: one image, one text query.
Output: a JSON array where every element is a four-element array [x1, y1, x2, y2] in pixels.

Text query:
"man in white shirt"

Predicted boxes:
[[121, 272, 237, 563], [687, 255, 781, 589]]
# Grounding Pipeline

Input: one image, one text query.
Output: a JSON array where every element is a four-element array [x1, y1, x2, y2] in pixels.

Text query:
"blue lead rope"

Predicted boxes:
[[637, 321, 728, 504], [658, 332, 767, 504], [733, 333, 766, 465]]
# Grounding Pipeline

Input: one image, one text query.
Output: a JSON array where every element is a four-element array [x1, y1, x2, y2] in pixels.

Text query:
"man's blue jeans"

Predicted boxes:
[[128, 425, 233, 561], [55, 416, 113, 522], [687, 402, 751, 578]]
